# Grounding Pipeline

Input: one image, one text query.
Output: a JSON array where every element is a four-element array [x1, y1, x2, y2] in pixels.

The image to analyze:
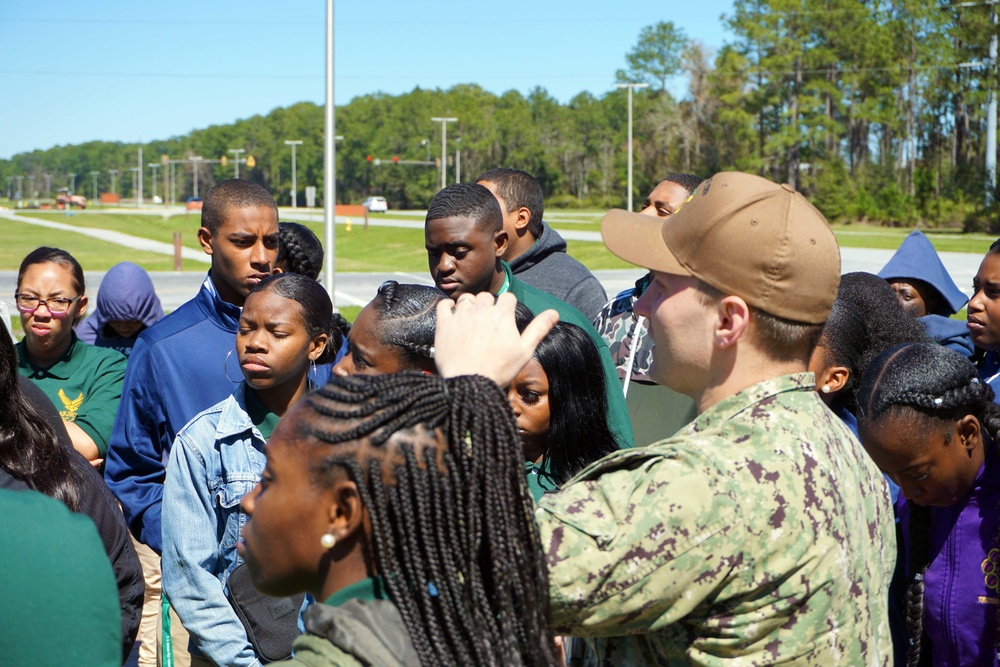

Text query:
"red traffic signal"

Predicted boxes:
[[366, 155, 373, 162], [393, 155, 399, 163]]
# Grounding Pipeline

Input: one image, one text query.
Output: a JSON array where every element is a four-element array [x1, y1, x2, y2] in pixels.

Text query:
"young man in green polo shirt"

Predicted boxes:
[[423, 182, 633, 450]]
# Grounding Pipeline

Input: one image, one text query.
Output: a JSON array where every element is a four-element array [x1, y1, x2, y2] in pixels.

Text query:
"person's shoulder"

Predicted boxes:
[[175, 393, 235, 442], [137, 293, 207, 346], [512, 275, 592, 327], [76, 338, 127, 367]]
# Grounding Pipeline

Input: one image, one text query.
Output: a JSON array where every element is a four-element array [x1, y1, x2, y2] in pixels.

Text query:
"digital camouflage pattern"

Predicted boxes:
[[592, 273, 655, 383], [536, 373, 895, 666]]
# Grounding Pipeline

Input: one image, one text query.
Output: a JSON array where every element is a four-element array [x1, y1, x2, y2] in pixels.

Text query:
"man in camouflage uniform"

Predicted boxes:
[[593, 173, 703, 445], [436, 171, 896, 665]]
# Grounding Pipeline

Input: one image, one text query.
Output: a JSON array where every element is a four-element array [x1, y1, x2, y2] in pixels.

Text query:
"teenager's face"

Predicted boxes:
[[239, 411, 333, 597], [108, 319, 144, 339], [640, 180, 691, 218], [425, 216, 506, 298], [969, 253, 1000, 352], [18, 261, 88, 362], [888, 280, 931, 318], [634, 271, 716, 396], [238, 289, 323, 392], [199, 205, 279, 307], [859, 414, 984, 507], [507, 358, 551, 463], [332, 304, 409, 377]]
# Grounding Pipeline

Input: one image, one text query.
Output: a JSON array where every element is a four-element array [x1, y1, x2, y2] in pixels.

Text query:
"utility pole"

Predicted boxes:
[[148, 163, 160, 202], [43, 173, 51, 199], [615, 82, 649, 211], [130, 167, 139, 205], [28, 174, 35, 198], [69, 172, 76, 195], [285, 140, 303, 208], [15, 176, 23, 199], [190, 156, 204, 197], [323, 0, 337, 301], [229, 148, 246, 179], [90, 171, 100, 203], [430, 117, 457, 190], [108, 169, 119, 197]]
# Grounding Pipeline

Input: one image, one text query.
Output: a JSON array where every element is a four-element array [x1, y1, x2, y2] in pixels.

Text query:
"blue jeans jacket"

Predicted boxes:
[[162, 383, 264, 667]]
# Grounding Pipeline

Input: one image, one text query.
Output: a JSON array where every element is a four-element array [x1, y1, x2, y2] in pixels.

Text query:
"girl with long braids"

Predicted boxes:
[[856, 342, 1000, 667], [333, 280, 444, 376], [508, 321, 621, 501], [238, 372, 558, 666], [162, 273, 336, 666]]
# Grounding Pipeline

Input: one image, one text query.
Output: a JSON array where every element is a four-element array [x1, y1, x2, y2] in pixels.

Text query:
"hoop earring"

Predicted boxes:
[[224, 349, 241, 384]]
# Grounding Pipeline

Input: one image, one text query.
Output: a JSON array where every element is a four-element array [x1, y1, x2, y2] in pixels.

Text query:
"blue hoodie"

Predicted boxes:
[[878, 230, 971, 356], [76, 262, 165, 357]]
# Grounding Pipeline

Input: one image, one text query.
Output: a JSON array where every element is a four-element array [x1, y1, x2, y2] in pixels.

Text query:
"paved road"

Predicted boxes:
[[1, 208, 983, 312]]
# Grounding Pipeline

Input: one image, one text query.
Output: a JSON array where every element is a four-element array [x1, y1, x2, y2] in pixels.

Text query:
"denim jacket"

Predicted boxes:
[[162, 383, 265, 667]]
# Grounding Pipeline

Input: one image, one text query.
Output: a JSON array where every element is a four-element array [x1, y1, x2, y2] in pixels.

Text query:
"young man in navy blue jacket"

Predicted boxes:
[[106, 179, 279, 552]]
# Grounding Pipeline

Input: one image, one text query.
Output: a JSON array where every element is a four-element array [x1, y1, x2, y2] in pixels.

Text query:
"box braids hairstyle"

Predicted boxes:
[[857, 342, 1000, 667], [301, 372, 557, 667]]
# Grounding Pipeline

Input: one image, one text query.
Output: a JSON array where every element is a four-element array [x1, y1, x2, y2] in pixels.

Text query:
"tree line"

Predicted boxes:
[[2, 1, 997, 229]]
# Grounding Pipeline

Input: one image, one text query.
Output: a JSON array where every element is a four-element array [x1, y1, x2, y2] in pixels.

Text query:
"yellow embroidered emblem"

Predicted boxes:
[[58, 389, 83, 422], [982, 548, 1000, 593]]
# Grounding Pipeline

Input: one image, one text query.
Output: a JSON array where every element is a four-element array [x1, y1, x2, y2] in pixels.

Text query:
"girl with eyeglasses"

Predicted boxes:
[[15, 247, 126, 468]]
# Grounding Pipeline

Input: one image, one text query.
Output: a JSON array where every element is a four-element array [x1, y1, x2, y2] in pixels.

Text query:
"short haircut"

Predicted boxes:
[[276, 222, 324, 280], [201, 179, 278, 235], [663, 173, 703, 195], [476, 168, 544, 238], [425, 183, 503, 233], [696, 279, 822, 362], [18, 247, 85, 295]]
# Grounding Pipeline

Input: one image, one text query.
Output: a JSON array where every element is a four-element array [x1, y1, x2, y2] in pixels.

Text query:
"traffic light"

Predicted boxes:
[[367, 155, 373, 162], [247, 156, 256, 168], [393, 155, 399, 163], [220, 155, 228, 166]]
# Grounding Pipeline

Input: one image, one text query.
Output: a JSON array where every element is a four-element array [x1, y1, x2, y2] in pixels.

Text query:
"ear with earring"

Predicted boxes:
[[320, 533, 337, 550]]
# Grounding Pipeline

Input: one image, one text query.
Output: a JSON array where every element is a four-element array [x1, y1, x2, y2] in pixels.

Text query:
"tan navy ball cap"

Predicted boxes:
[[601, 171, 840, 324]]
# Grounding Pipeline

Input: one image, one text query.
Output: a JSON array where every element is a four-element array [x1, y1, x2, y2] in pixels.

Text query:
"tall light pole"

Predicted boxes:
[[6, 176, 12, 199], [90, 171, 100, 202], [28, 174, 35, 197], [69, 172, 76, 195], [430, 117, 457, 191], [615, 82, 649, 211], [130, 167, 139, 204], [43, 173, 51, 199], [229, 148, 246, 179], [284, 140, 303, 208], [108, 169, 119, 197], [15, 175, 23, 199], [190, 156, 203, 197], [137, 145, 143, 208], [323, 0, 337, 301], [148, 163, 160, 202]]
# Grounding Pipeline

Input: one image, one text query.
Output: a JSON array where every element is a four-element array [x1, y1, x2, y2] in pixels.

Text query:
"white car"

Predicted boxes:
[[362, 196, 388, 212]]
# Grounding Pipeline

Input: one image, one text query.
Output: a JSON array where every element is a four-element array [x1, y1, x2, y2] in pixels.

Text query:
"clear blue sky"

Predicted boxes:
[[0, 0, 736, 160]]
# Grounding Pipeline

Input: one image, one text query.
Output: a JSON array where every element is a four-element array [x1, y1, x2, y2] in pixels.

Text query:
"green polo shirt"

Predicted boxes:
[[17, 334, 127, 457], [245, 386, 281, 441], [0, 488, 120, 667], [525, 458, 559, 503], [324, 577, 389, 607], [502, 261, 635, 449]]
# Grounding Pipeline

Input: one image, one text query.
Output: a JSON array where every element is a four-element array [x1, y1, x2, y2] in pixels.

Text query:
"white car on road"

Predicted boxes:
[[362, 196, 388, 212]]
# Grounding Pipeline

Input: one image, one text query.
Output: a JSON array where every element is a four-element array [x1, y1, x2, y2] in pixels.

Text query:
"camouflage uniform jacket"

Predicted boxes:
[[535, 373, 895, 666], [592, 273, 655, 383]]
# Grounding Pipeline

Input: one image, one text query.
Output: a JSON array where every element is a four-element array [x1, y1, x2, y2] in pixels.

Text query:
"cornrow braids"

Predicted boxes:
[[301, 372, 557, 667], [368, 281, 444, 369], [277, 222, 324, 280], [857, 341, 1000, 664]]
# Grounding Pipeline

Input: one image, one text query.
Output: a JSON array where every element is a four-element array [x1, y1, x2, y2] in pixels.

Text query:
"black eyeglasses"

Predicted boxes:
[[14, 293, 81, 315]]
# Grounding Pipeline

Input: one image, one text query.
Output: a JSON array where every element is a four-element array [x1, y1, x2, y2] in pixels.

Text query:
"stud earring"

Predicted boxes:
[[821, 385, 831, 394], [320, 533, 337, 550]]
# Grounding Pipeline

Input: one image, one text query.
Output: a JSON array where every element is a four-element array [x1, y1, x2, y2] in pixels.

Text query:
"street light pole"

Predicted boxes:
[[190, 156, 203, 197], [323, 0, 337, 302], [130, 167, 139, 205], [284, 140, 303, 208], [90, 171, 100, 203], [430, 117, 457, 190], [6, 176, 12, 199], [28, 174, 35, 198], [69, 172, 76, 195], [108, 169, 119, 197], [615, 82, 649, 211], [148, 163, 160, 202], [15, 176, 23, 199], [229, 148, 246, 179], [43, 173, 51, 199]]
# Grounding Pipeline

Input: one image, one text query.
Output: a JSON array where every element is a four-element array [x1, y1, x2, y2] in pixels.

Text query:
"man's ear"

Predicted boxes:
[[715, 296, 751, 349], [198, 227, 215, 255], [814, 365, 849, 395], [513, 207, 532, 234], [956, 413, 983, 457], [493, 229, 509, 258]]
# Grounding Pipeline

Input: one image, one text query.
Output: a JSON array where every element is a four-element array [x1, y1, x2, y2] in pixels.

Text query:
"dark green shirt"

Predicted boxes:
[[244, 386, 281, 441], [0, 488, 120, 667], [324, 576, 389, 607], [16, 334, 126, 456], [525, 458, 559, 503], [502, 261, 635, 449]]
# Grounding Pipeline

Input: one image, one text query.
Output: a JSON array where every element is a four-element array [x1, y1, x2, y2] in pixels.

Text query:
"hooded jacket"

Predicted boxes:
[[897, 446, 1000, 666], [878, 231, 972, 356], [272, 599, 419, 667], [509, 222, 607, 321], [77, 262, 165, 356]]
